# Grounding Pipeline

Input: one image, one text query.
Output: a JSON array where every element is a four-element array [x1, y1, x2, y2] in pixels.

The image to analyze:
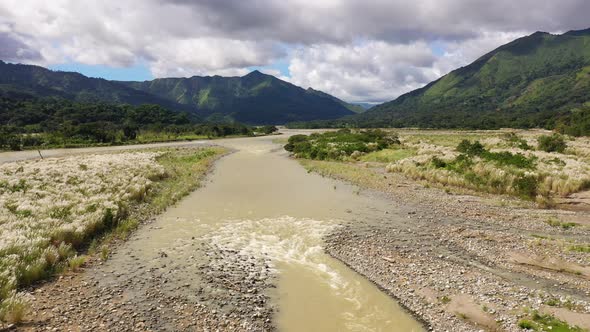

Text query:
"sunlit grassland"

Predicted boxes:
[[299, 159, 386, 191], [289, 129, 590, 206], [360, 148, 417, 163], [134, 131, 209, 143], [0, 146, 226, 323]]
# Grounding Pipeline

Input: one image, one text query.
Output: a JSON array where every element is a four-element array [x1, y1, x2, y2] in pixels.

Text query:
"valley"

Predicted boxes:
[[1, 6, 589, 331], [0, 129, 588, 331]]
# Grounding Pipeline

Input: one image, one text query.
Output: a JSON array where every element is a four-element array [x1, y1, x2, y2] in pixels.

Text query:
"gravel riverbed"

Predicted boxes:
[[322, 167, 590, 331]]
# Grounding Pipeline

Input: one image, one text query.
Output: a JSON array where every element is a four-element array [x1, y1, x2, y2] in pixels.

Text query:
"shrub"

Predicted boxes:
[[518, 319, 535, 330], [455, 140, 536, 169], [513, 175, 539, 198], [457, 140, 485, 156], [0, 293, 29, 323], [503, 133, 532, 150], [284, 130, 399, 161], [68, 255, 86, 272], [538, 134, 567, 153], [431, 157, 447, 168]]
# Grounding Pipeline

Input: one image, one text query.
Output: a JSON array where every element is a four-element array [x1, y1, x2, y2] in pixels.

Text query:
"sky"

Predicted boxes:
[[0, 1, 589, 103]]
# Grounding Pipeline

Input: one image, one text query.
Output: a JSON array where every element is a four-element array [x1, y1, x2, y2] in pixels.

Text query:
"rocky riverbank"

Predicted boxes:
[[320, 164, 590, 331], [10, 219, 276, 332]]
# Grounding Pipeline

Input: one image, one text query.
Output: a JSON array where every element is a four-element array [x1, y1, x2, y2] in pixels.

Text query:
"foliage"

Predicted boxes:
[[538, 134, 568, 152], [0, 96, 255, 150], [517, 311, 587, 331], [257, 125, 279, 135], [457, 140, 486, 156], [503, 133, 533, 150], [456, 140, 536, 169], [0, 292, 29, 323], [425, 141, 538, 197], [284, 129, 400, 160], [359, 148, 416, 163]]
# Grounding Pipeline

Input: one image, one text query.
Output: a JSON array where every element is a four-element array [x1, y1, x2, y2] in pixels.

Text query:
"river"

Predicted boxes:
[[3, 133, 423, 331]]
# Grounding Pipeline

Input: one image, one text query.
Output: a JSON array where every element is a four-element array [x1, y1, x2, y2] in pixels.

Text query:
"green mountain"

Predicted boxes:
[[299, 28, 590, 136], [119, 71, 354, 124], [305, 88, 368, 113], [0, 60, 186, 112], [0, 62, 354, 124]]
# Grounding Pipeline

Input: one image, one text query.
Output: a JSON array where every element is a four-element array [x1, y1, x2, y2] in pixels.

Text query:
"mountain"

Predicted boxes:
[[307, 28, 590, 136], [0, 60, 186, 112], [0, 62, 354, 124], [118, 71, 354, 124], [305, 88, 368, 113]]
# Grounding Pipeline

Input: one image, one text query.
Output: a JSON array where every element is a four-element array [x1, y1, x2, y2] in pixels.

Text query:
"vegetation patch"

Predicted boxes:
[[0, 146, 225, 322], [284, 129, 400, 161], [390, 139, 542, 199], [569, 244, 590, 253], [0, 99, 278, 151], [538, 134, 568, 153], [517, 311, 587, 331], [383, 131, 590, 204], [545, 218, 578, 230], [359, 147, 417, 163]]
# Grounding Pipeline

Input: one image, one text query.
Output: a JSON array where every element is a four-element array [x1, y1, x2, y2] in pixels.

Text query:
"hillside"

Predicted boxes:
[[0, 62, 354, 124], [0, 61, 186, 112], [294, 28, 590, 136], [305, 88, 368, 113], [119, 71, 354, 124]]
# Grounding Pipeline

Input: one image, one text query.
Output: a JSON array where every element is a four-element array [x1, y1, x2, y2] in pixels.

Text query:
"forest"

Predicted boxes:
[[0, 96, 255, 150]]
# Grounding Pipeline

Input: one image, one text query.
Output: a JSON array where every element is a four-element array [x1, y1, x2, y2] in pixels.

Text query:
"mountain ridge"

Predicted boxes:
[[0, 61, 354, 124], [297, 27, 590, 136], [118, 70, 355, 124]]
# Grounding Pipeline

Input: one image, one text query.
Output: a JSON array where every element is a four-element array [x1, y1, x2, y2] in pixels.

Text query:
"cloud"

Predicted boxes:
[[0, 0, 588, 102], [0, 31, 41, 62], [146, 38, 285, 78], [287, 41, 439, 103]]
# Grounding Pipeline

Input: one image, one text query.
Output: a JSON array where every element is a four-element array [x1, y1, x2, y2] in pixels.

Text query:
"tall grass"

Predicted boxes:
[[0, 147, 226, 323], [385, 133, 590, 203]]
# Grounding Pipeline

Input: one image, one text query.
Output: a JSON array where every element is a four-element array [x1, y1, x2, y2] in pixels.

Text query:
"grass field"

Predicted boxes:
[[288, 129, 590, 205], [0, 146, 226, 322]]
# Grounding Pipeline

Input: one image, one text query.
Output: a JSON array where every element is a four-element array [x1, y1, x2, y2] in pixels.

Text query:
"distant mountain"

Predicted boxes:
[[119, 71, 354, 124], [299, 28, 590, 136], [0, 60, 185, 111], [0, 62, 354, 124], [305, 88, 368, 113]]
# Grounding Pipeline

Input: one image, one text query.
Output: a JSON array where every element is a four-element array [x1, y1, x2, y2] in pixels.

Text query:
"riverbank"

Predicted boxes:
[[0, 146, 229, 330], [302, 157, 590, 331]]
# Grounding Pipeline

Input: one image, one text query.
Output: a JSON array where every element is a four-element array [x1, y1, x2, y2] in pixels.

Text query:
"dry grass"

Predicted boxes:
[[0, 146, 226, 323], [387, 130, 590, 202]]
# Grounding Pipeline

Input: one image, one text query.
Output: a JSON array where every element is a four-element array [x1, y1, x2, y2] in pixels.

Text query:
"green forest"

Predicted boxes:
[[0, 96, 255, 150]]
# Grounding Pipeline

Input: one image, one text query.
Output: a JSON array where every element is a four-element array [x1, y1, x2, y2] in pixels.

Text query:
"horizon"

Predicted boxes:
[[1, 1, 589, 103]]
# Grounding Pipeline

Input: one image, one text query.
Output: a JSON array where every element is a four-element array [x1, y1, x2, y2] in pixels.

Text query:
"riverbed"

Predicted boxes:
[[85, 134, 423, 331]]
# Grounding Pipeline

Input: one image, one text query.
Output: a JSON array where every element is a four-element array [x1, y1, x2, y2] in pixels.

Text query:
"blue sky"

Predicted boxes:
[[50, 61, 154, 81], [49, 58, 292, 82]]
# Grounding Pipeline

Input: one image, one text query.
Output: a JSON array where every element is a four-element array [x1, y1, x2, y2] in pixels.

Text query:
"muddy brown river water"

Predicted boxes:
[[13, 134, 423, 331]]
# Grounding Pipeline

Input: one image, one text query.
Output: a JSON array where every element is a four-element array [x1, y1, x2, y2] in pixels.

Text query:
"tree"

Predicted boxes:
[[123, 123, 138, 140]]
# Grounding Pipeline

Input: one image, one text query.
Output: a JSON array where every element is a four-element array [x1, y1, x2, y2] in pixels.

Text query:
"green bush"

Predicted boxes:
[[538, 134, 567, 153], [456, 140, 536, 169], [457, 140, 485, 155], [503, 133, 532, 150], [513, 175, 539, 198], [284, 129, 399, 160]]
